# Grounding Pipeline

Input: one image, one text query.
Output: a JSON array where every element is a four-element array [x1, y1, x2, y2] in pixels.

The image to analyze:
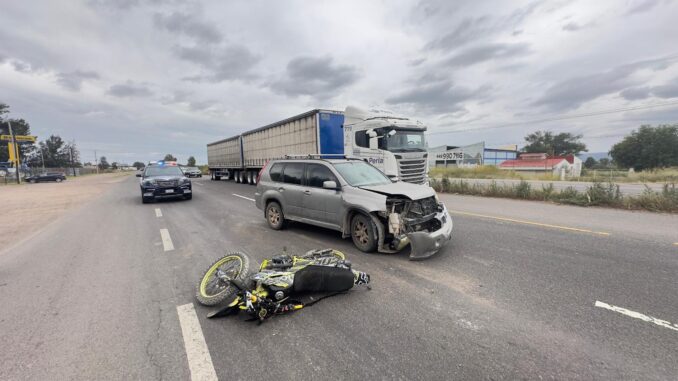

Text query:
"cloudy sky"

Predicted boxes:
[[1, 0, 677, 164]]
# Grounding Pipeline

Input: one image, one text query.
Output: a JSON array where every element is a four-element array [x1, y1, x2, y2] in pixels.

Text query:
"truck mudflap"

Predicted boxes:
[[406, 207, 453, 260]]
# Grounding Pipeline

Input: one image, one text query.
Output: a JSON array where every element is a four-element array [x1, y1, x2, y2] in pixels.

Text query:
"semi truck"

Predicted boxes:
[[206, 106, 429, 185]]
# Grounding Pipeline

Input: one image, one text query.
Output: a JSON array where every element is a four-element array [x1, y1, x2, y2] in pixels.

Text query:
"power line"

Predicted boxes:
[[427, 100, 678, 136]]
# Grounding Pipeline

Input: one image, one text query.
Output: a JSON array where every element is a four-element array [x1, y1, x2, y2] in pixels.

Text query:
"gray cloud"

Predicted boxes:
[[385, 76, 491, 113], [534, 57, 676, 110], [153, 12, 222, 44], [107, 82, 153, 97], [425, 16, 492, 51], [444, 43, 530, 67], [620, 86, 651, 100], [175, 44, 261, 82], [562, 22, 581, 31], [621, 78, 678, 100], [269, 56, 360, 99], [425, 1, 544, 51], [56, 70, 100, 91], [10, 59, 35, 73], [625, 0, 663, 15]]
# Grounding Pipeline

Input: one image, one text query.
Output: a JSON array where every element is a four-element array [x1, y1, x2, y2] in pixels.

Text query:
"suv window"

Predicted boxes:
[[306, 164, 337, 188], [269, 163, 283, 182], [282, 163, 303, 185]]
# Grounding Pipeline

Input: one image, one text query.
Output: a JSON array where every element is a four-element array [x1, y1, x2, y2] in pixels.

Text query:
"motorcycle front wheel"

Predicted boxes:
[[196, 252, 251, 306]]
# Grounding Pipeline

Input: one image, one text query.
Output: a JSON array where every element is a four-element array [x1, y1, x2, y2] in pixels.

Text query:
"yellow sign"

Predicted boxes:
[[0, 134, 37, 142], [8, 142, 16, 162]]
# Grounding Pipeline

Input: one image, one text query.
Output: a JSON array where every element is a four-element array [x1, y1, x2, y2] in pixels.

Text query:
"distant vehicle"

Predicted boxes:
[[137, 161, 192, 203], [182, 167, 203, 178], [207, 106, 429, 186], [25, 172, 67, 183], [254, 157, 453, 260]]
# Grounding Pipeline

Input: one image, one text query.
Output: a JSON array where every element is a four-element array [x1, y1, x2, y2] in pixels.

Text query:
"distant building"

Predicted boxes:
[[428, 142, 518, 168], [499, 153, 582, 178]]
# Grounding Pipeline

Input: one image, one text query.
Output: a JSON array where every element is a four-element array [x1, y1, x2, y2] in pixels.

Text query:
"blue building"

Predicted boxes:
[[483, 147, 518, 166]]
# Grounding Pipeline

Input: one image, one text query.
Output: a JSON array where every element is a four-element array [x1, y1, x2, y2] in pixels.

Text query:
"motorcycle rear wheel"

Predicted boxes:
[[196, 252, 251, 306]]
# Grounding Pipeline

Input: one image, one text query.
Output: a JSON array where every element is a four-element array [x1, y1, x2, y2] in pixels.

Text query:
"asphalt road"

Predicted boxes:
[[1, 175, 677, 380], [435, 177, 669, 195]]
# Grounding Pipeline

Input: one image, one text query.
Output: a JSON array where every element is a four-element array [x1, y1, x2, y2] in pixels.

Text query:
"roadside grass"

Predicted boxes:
[[431, 178, 678, 213], [430, 165, 678, 183]]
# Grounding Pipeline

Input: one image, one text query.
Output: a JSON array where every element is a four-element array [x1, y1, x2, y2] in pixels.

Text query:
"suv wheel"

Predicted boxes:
[[265, 201, 285, 230], [56, 178, 63, 183], [351, 214, 377, 252]]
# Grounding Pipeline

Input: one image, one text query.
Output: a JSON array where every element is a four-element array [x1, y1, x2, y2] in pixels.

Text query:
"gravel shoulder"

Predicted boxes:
[[0, 173, 132, 254]]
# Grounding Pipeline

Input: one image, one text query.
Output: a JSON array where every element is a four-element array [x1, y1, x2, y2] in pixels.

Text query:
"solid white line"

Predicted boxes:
[[176, 303, 218, 381], [594, 301, 678, 332], [155, 208, 163, 218], [232, 193, 255, 202], [160, 228, 174, 251]]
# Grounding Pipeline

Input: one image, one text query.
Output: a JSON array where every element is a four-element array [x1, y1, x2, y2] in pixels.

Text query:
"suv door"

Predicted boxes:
[[279, 163, 305, 218], [302, 163, 343, 228]]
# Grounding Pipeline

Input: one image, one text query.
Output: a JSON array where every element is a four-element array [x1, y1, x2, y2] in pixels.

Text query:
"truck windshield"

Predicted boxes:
[[379, 129, 426, 152], [145, 166, 184, 176], [333, 162, 392, 187]]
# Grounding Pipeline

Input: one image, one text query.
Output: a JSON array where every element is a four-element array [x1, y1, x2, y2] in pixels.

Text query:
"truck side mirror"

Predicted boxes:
[[322, 180, 338, 190], [388, 129, 397, 136], [369, 136, 378, 150], [136, 173, 142, 177]]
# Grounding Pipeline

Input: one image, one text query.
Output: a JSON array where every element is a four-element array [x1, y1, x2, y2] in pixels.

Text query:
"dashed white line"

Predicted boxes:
[[232, 193, 255, 202], [159, 228, 175, 251], [155, 208, 163, 218], [177, 303, 218, 381], [594, 301, 678, 332]]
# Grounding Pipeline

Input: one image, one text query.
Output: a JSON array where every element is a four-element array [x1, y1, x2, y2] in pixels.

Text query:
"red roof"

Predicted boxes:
[[499, 158, 567, 169]]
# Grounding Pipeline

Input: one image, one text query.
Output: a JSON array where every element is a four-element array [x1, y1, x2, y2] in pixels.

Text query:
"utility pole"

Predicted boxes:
[[94, 150, 99, 174], [7, 119, 20, 184], [40, 146, 45, 171]]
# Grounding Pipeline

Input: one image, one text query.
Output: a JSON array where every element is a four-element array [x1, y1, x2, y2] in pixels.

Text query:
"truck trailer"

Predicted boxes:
[[207, 106, 429, 185]]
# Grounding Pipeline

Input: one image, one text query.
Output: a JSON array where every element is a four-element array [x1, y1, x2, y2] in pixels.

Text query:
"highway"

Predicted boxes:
[[435, 177, 670, 195], [1, 175, 677, 380]]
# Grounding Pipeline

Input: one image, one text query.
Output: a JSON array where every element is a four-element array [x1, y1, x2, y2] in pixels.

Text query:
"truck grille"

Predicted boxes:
[[157, 180, 177, 188], [397, 159, 426, 184]]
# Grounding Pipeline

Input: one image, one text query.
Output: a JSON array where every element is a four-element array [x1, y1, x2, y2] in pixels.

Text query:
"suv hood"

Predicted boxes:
[[359, 182, 434, 200]]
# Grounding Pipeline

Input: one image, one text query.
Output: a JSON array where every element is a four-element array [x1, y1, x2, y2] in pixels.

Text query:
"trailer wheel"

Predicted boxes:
[[234, 171, 240, 183], [247, 171, 254, 184], [239, 171, 246, 183]]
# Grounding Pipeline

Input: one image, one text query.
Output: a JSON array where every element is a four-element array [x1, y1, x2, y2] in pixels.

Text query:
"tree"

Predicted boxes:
[[132, 161, 145, 170], [163, 154, 177, 161], [584, 157, 597, 169], [0, 103, 36, 164], [597, 158, 612, 168], [523, 131, 587, 156], [609, 124, 678, 170], [187, 156, 196, 166], [111, 162, 119, 170], [99, 156, 110, 170]]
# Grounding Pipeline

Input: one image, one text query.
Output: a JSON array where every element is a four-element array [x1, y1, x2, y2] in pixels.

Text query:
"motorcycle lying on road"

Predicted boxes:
[[196, 249, 370, 321]]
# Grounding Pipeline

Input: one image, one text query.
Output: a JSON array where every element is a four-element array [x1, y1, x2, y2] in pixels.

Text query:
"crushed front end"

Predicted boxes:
[[377, 195, 453, 260]]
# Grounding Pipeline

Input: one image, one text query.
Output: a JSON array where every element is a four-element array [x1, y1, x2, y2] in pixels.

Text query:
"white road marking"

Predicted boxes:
[[594, 301, 678, 332], [193, 182, 204, 186], [232, 193, 255, 202], [160, 229, 175, 251], [176, 303, 218, 381], [155, 208, 163, 218]]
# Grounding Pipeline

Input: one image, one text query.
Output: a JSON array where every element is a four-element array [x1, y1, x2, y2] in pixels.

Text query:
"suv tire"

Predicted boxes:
[[265, 201, 286, 230], [351, 214, 377, 252]]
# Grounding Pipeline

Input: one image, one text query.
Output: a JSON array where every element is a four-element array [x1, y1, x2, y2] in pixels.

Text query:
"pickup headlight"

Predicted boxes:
[[143, 180, 155, 187], [181, 177, 191, 184]]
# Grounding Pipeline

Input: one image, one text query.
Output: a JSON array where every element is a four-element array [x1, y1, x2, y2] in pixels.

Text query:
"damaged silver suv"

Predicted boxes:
[[254, 158, 453, 260]]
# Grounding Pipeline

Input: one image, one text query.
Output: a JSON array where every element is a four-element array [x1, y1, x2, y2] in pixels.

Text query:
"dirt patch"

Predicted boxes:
[[0, 173, 131, 253]]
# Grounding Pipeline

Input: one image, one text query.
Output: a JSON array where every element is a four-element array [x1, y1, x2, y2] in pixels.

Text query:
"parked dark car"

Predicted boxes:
[[25, 172, 67, 183], [182, 166, 203, 178], [137, 163, 192, 203]]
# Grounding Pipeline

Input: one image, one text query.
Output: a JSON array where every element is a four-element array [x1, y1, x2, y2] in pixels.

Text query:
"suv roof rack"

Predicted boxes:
[[282, 154, 361, 161]]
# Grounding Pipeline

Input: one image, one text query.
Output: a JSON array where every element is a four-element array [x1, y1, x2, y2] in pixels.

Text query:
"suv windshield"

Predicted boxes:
[[145, 166, 184, 177], [333, 162, 392, 187], [379, 128, 426, 152]]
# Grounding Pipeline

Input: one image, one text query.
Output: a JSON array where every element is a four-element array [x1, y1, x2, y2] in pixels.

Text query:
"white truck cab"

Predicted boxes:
[[342, 106, 429, 184]]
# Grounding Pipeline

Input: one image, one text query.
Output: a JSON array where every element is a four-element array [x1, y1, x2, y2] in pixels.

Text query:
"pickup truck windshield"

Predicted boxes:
[[333, 162, 392, 187], [145, 166, 184, 176], [380, 129, 426, 152]]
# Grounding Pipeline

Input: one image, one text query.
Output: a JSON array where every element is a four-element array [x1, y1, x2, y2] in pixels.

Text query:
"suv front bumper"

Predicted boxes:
[[142, 186, 192, 198], [405, 204, 453, 260]]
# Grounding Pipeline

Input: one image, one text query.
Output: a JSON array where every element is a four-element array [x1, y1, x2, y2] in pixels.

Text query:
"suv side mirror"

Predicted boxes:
[[322, 180, 338, 190], [136, 173, 142, 177]]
